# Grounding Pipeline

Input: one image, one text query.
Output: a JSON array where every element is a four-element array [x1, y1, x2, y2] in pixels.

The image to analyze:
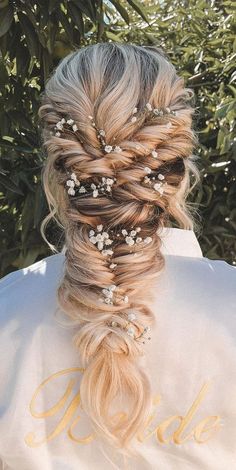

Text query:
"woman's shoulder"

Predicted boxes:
[[164, 254, 236, 297], [0, 253, 65, 323]]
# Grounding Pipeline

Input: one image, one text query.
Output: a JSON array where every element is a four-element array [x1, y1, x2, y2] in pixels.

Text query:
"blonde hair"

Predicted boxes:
[[38, 43, 200, 452]]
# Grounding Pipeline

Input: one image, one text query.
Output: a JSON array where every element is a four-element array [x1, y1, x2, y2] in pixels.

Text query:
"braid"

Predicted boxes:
[[39, 43, 200, 450]]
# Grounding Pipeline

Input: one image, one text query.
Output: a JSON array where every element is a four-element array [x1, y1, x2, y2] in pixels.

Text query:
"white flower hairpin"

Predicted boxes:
[[52, 117, 78, 137], [142, 168, 167, 196], [100, 284, 128, 305], [129, 103, 177, 129], [89, 224, 153, 258], [65, 172, 116, 198], [88, 115, 122, 154], [145, 102, 177, 117], [108, 311, 151, 344]]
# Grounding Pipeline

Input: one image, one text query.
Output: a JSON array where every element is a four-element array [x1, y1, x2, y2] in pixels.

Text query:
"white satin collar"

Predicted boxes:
[[158, 227, 203, 258]]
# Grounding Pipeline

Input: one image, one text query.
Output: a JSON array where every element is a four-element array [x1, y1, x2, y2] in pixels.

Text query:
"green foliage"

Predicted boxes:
[[0, 0, 235, 277]]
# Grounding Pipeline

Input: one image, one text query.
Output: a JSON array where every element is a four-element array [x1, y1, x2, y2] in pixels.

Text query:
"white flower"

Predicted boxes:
[[72, 124, 78, 132], [99, 129, 105, 136], [121, 229, 128, 236], [114, 146, 122, 153], [151, 150, 158, 159], [55, 131, 61, 137], [111, 321, 118, 327], [70, 173, 77, 181], [102, 289, 113, 298], [106, 178, 114, 185], [68, 187, 75, 196], [104, 145, 113, 153], [136, 227, 141, 232], [127, 327, 135, 337], [123, 295, 129, 303], [130, 230, 136, 237], [154, 182, 162, 191], [79, 186, 86, 193], [146, 103, 152, 111], [133, 107, 138, 114], [56, 122, 63, 130], [102, 232, 109, 239], [158, 173, 165, 180], [144, 237, 152, 244], [102, 249, 113, 256], [144, 167, 152, 174], [97, 224, 103, 232], [136, 237, 142, 243], [91, 183, 96, 190], [110, 263, 117, 269], [128, 313, 136, 321], [105, 239, 113, 245], [61, 118, 66, 124], [67, 119, 74, 125], [109, 284, 117, 291], [66, 180, 75, 187], [96, 234, 103, 241], [125, 236, 135, 246], [89, 230, 95, 236], [131, 116, 137, 123], [93, 189, 98, 197], [90, 236, 97, 244]]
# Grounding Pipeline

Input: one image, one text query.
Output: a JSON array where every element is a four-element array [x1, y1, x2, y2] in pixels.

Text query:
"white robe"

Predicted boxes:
[[0, 227, 235, 470]]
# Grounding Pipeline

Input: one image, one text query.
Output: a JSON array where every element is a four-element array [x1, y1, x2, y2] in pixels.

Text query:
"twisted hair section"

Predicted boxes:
[[39, 43, 200, 450]]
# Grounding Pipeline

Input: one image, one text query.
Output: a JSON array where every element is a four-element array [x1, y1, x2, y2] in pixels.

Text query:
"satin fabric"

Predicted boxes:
[[0, 228, 235, 469]]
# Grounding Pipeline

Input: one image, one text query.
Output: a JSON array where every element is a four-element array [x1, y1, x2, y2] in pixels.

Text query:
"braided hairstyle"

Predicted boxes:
[[38, 43, 200, 450]]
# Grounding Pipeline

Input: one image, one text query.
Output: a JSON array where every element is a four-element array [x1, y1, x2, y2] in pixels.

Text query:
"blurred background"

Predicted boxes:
[[0, 0, 235, 277]]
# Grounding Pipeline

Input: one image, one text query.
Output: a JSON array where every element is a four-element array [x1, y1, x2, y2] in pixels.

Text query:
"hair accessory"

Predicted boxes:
[[130, 107, 138, 123], [53, 117, 78, 137], [89, 225, 114, 256], [145, 103, 177, 117], [89, 225, 152, 257], [88, 115, 122, 153], [100, 284, 129, 305], [151, 150, 158, 159], [65, 171, 116, 198], [66, 172, 81, 196], [108, 311, 151, 344], [128, 103, 177, 126], [142, 169, 167, 196]]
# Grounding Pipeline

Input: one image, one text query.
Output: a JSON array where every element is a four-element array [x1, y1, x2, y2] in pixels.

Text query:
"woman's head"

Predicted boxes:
[[38, 43, 200, 451]]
